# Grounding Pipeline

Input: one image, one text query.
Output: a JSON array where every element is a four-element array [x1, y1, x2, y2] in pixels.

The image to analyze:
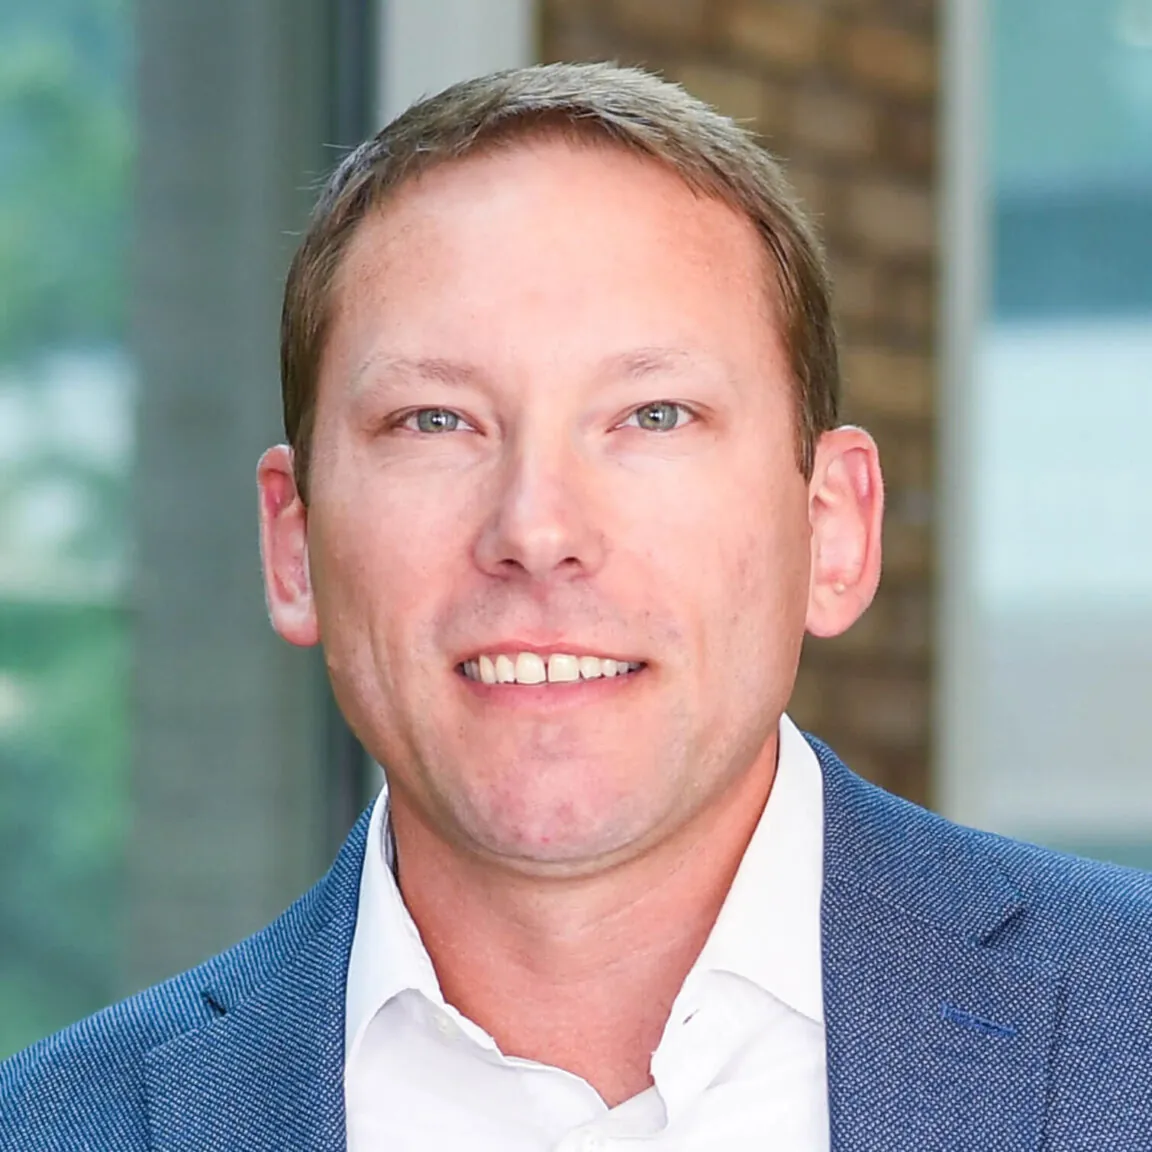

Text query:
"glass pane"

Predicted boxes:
[[0, 0, 133, 1056], [968, 0, 1152, 863]]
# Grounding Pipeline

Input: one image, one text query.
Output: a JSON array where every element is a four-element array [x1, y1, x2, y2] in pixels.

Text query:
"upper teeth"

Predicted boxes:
[[460, 653, 644, 684]]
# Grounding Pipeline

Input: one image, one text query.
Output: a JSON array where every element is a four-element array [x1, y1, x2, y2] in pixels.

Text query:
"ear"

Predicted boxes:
[[805, 426, 884, 638], [257, 445, 319, 646]]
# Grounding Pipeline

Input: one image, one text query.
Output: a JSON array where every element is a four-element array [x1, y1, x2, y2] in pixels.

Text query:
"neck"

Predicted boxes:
[[387, 738, 777, 1106]]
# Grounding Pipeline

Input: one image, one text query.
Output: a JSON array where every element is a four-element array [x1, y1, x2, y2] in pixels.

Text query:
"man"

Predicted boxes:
[[2, 61, 1151, 1150]]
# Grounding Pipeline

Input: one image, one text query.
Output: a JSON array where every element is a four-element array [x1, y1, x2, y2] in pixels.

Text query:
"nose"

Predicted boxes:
[[473, 438, 607, 584]]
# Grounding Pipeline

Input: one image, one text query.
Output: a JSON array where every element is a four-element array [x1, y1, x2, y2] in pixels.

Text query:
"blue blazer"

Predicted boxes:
[[3, 738, 1152, 1149]]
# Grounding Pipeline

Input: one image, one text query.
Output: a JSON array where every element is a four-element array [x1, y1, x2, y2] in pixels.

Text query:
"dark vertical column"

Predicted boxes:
[[127, 0, 342, 991]]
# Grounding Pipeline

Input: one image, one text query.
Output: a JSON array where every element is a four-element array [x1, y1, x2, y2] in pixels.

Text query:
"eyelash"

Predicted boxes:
[[391, 402, 697, 435]]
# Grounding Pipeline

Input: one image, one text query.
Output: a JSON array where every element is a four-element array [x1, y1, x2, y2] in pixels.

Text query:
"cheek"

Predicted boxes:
[[307, 469, 457, 658], [309, 499, 449, 747], [686, 477, 810, 661]]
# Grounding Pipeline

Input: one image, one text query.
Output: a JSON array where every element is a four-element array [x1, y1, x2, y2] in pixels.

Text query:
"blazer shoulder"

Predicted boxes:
[[0, 871, 330, 1151], [812, 732, 1152, 965], [974, 824, 1152, 963]]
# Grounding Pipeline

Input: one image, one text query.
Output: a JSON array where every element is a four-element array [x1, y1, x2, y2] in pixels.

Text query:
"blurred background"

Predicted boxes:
[[1, 0, 1149, 1058]]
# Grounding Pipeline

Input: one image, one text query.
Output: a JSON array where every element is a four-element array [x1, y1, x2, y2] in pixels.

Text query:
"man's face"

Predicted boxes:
[[269, 139, 824, 873]]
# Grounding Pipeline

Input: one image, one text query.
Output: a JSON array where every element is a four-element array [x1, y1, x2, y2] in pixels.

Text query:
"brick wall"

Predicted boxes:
[[539, 0, 938, 804]]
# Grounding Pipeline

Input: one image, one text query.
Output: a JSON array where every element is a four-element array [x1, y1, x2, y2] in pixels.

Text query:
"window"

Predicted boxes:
[[941, 0, 1152, 863]]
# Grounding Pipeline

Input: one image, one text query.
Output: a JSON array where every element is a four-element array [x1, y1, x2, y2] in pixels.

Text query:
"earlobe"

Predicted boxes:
[[805, 427, 884, 639], [256, 445, 320, 647]]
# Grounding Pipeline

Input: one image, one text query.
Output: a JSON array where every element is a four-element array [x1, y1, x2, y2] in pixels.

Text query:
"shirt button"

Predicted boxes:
[[433, 1011, 456, 1039], [582, 1134, 605, 1152]]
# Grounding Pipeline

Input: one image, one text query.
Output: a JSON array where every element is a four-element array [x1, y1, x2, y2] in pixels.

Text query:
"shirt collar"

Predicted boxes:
[[344, 714, 825, 1056], [344, 779, 443, 1060], [682, 715, 826, 1024]]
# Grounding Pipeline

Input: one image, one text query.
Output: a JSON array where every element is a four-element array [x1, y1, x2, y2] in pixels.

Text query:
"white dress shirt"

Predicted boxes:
[[344, 715, 829, 1150]]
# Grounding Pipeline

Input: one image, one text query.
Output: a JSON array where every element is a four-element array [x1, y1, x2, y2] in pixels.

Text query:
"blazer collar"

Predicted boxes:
[[813, 737, 1061, 1152], [143, 807, 372, 1152]]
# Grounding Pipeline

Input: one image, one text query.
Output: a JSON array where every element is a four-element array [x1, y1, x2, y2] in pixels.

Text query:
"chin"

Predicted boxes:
[[454, 774, 660, 870], [483, 828, 647, 872]]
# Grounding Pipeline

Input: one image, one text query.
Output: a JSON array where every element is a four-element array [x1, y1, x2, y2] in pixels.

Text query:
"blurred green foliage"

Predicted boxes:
[[0, 0, 131, 364], [0, 0, 133, 1059], [0, 606, 129, 1056]]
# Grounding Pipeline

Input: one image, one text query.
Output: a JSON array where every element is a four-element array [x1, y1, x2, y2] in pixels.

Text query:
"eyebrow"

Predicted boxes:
[[604, 346, 720, 381], [350, 346, 724, 396], [350, 354, 485, 395]]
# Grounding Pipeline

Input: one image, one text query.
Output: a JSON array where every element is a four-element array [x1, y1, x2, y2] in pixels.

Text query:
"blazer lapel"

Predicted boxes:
[[143, 809, 371, 1152], [813, 740, 1062, 1152]]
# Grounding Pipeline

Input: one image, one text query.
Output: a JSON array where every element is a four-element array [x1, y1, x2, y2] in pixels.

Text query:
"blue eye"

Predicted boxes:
[[406, 408, 463, 433], [626, 402, 692, 432]]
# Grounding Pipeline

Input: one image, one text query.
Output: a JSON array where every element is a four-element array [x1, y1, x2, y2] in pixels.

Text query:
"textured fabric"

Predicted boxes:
[[4, 739, 1152, 1150], [344, 714, 828, 1150], [814, 736, 1152, 1150]]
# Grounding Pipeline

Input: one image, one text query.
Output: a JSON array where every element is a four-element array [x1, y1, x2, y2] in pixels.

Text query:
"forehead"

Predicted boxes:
[[342, 136, 769, 295], [322, 137, 783, 389]]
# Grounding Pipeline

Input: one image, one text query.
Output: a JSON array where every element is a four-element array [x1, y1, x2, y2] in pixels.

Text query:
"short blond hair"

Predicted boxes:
[[281, 61, 839, 499]]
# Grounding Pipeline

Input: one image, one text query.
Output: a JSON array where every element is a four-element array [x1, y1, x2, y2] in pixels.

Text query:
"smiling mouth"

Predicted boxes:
[[456, 652, 646, 685]]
